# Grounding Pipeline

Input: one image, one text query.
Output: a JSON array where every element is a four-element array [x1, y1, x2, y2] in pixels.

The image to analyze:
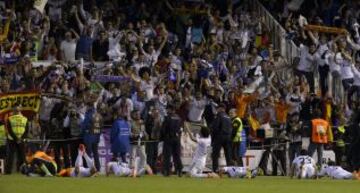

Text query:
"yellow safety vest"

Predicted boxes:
[[8, 114, 27, 140], [233, 117, 243, 142], [336, 126, 346, 147], [0, 125, 6, 146]]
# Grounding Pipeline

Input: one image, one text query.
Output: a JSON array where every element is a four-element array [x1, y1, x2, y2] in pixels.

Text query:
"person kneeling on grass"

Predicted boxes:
[[106, 157, 153, 177], [58, 144, 98, 177], [290, 150, 317, 179], [318, 161, 360, 180], [21, 151, 57, 177], [186, 125, 218, 178]]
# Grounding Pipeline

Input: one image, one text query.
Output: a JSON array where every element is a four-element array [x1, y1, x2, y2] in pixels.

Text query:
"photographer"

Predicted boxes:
[[286, 112, 303, 163], [63, 106, 84, 167]]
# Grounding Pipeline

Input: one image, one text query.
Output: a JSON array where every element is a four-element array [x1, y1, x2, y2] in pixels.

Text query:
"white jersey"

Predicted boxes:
[[292, 155, 315, 166], [108, 162, 132, 177], [223, 167, 247, 178], [319, 165, 353, 179], [189, 136, 211, 178], [292, 156, 316, 179]]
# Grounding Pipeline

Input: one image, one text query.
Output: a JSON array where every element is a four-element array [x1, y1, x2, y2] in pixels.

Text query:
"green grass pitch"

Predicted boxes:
[[0, 175, 359, 193]]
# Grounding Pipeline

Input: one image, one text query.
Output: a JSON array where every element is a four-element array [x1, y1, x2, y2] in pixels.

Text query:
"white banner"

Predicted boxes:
[[34, 0, 48, 14]]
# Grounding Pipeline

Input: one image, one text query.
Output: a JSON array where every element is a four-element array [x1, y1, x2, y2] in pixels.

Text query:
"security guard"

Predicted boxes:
[[333, 117, 346, 166], [229, 108, 243, 166], [5, 106, 28, 174], [211, 103, 232, 172], [161, 104, 183, 177], [0, 121, 6, 159]]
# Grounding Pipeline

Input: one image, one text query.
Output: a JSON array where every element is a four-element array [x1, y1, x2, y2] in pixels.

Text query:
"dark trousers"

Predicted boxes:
[[348, 85, 360, 104], [231, 142, 243, 166], [308, 142, 324, 165], [334, 146, 346, 166], [289, 142, 302, 163], [162, 139, 182, 176], [0, 145, 6, 159], [272, 149, 287, 176], [318, 65, 329, 97], [296, 70, 314, 93], [212, 137, 232, 172], [5, 140, 25, 174], [146, 141, 159, 174], [85, 142, 100, 171], [70, 138, 83, 167], [52, 141, 70, 171]]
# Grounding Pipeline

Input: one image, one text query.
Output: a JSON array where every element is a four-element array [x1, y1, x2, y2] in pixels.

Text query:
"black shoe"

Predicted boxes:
[[177, 171, 183, 177]]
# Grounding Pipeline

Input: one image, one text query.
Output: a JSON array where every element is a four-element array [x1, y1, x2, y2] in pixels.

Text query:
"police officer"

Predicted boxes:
[[229, 108, 243, 166], [82, 102, 103, 171], [161, 104, 183, 177], [211, 103, 232, 172], [5, 106, 28, 174]]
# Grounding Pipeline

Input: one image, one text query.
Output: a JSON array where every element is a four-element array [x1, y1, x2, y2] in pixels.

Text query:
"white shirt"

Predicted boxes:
[[352, 65, 360, 86], [326, 51, 340, 73], [193, 136, 211, 161], [320, 166, 353, 179], [297, 44, 316, 72], [60, 39, 77, 62], [188, 98, 207, 122], [336, 53, 354, 80], [292, 155, 315, 168], [140, 79, 155, 101], [223, 166, 247, 178]]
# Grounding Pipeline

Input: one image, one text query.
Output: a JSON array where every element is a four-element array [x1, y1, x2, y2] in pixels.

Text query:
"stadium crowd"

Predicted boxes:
[[0, 0, 359, 178]]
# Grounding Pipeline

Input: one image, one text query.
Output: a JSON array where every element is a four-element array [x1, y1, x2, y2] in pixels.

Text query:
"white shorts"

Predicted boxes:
[[110, 162, 132, 177], [70, 167, 92, 177]]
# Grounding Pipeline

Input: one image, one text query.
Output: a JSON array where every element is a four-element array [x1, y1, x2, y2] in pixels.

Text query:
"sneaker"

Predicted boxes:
[[251, 169, 258, 179]]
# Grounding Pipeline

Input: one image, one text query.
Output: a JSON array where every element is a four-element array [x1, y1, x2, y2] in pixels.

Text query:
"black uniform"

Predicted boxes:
[[161, 113, 183, 176], [211, 111, 233, 172]]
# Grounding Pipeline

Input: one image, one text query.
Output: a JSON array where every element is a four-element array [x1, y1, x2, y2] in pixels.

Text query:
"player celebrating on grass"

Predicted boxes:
[[21, 151, 57, 177], [318, 161, 360, 180], [186, 125, 219, 178], [106, 157, 153, 177], [218, 165, 257, 178], [57, 144, 98, 177], [290, 150, 317, 179]]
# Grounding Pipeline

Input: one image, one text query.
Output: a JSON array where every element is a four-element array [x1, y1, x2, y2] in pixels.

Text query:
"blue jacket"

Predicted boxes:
[[82, 108, 100, 144], [111, 118, 131, 154]]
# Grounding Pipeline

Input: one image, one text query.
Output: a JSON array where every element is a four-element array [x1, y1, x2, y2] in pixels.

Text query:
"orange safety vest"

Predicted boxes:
[[311, 118, 329, 144]]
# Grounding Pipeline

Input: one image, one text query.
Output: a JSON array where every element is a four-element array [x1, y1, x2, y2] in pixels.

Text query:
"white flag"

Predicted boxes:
[[34, 0, 48, 14]]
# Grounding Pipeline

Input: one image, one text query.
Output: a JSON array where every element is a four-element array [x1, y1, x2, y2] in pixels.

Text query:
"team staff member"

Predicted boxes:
[[5, 106, 28, 174], [211, 103, 233, 172], [229, 108, 243, 166], [161, 104, 183, 177], [308, 109, 330, 166]]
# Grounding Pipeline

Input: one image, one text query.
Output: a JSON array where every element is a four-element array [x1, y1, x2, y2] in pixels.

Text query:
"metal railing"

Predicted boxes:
[[253, 0, 301, 64], [253, 0, 345, 101]]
